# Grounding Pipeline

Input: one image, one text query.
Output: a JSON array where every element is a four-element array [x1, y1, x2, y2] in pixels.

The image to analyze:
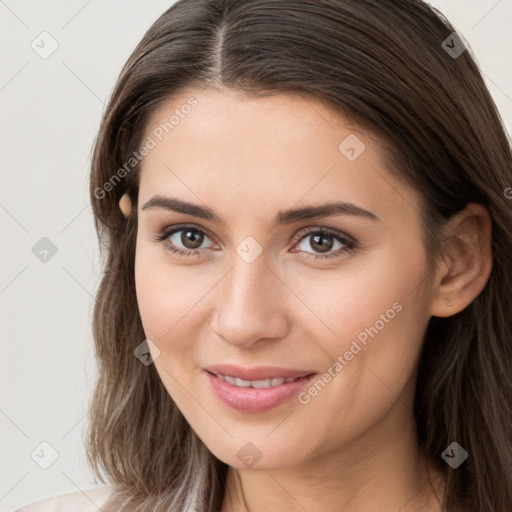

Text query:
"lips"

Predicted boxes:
[[205, 371, 318, 412], [203, 364, 316, 381]]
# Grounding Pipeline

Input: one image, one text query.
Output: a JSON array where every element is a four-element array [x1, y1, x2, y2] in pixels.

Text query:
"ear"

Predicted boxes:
[[429, 203, 493, 318], [119, 193, 132, 218]]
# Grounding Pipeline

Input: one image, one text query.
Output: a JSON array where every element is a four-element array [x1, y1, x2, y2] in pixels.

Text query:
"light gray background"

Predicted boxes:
[[1, 1, 511, 510]]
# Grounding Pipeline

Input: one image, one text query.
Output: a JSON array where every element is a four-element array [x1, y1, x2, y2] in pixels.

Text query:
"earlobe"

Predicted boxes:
[[428, 203, 493, 318], [119, 193, 132, 218]]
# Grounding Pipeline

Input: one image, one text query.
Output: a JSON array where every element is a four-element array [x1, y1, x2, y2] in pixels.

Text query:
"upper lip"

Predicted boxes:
[[203, 364, 316, 381]]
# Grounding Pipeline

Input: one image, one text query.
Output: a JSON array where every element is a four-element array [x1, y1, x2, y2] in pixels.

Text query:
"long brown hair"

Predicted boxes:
[[86, 1, 512, 510]]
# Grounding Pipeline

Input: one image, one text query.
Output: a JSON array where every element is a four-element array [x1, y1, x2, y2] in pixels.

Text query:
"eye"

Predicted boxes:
[[150, 224, 216, 257], [291, 227, 357, 261]]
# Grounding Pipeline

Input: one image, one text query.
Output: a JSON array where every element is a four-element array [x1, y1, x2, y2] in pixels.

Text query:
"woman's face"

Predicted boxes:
[[134, 87, 437, 471]]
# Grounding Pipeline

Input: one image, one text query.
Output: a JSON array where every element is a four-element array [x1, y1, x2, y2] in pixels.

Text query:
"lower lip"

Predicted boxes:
[[205, 371, 317, 412]]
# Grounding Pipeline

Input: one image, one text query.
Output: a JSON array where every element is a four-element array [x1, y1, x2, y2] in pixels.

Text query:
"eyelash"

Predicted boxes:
[[150, 224, 357, 261]]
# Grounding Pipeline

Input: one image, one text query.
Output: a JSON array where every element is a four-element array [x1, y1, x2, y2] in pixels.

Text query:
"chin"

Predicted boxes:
[[205, 438, 307, 471]]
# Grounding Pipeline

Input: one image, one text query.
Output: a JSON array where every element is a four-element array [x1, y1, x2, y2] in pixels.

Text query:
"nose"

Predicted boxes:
[[211, 254, 291, 348]]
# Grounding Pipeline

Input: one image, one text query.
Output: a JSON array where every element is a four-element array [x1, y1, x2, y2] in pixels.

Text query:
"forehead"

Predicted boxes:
[[143, 87, 367, 158], [138, 87, 420, 226]]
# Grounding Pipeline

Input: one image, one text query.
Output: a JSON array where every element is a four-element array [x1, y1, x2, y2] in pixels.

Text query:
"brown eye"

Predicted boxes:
[[152, 225, 216, 257], [293, 228, 357, 261]]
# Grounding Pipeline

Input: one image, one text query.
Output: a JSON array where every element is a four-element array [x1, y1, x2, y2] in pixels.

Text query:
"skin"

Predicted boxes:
[[122, 86, 492, 512]]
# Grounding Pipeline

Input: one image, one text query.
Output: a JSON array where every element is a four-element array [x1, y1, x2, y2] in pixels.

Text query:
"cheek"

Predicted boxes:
[[134, 241, 215, 349], [135, 240, 180, 340], [286, 253, 429, 449], [134, 244, 204, 402], [296, 243, 426, 344], [303, 244, 429, 386]]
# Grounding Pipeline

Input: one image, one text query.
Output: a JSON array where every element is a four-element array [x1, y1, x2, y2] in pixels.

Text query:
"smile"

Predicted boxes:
[[212, 372, 302, 388], [205, 370, 317, 412]]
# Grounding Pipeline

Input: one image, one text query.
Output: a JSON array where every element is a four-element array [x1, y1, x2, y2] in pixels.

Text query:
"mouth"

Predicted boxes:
[[204, 369, 318, 413]]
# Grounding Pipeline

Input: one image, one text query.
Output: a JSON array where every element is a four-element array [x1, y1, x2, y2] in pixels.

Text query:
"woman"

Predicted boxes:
[[16, 0, 512, 511]]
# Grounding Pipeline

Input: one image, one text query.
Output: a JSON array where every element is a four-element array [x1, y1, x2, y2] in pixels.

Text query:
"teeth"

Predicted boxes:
[[237, 377, 259, 387], [216, 373, 301, 388], [223, 375, 238, 385]]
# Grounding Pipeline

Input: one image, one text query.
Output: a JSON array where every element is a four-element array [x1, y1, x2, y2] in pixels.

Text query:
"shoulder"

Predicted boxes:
[[14, 486, 113, 512]]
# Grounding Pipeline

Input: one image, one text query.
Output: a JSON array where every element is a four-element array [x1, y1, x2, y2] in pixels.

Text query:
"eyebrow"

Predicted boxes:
[[141, 195, 380, 224]]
